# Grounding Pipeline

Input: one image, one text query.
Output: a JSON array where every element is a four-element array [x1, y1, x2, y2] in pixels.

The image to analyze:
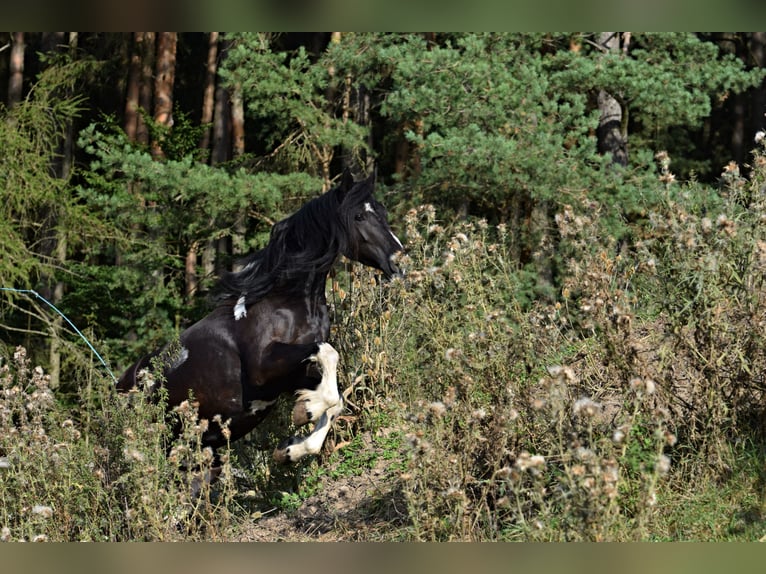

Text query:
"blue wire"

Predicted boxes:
[[0, 287, 117, 383]]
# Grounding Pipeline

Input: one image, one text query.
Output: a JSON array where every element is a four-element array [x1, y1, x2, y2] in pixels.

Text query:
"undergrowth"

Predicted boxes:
[[327, 146, 766, 541], [0, 347, 237, 541], [3, 147, 766, 540]]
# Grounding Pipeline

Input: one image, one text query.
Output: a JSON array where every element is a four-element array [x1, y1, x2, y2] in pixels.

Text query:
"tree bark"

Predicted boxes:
[[46, 33, 77, 389], [124, 33, 142, 141], [152, 32, 177, 159], [596, 32, 628, 168], [199, 32, 219, 154], [8, 32, 25, 109], [202, 38, 233, 278], [231, 81, 245, 159], [230, 79, 247, 259], [185, 241, 199, 301], [185, 32, 221, 299], [136, 32, 154, 146], [211, 80, 231, 165]]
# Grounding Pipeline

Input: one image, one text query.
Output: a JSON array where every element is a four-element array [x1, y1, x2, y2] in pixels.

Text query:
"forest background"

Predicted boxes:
[[2, 32, 766, 541]]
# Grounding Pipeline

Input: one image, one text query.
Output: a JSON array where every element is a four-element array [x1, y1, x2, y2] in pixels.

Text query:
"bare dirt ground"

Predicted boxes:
[[234, 433, 409, 541]]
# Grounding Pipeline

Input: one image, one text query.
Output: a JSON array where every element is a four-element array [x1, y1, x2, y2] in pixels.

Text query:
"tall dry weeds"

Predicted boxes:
[[3, 147, 766, 541], [330, 147, 766, 540], [0, 346, 237, 541]]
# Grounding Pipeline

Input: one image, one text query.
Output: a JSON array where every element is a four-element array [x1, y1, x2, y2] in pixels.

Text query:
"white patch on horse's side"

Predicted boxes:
[[234, 295, 247, 320], [364, 202, 375, 213], [248, 399, 277, 415], [168, 347, 189, 372]]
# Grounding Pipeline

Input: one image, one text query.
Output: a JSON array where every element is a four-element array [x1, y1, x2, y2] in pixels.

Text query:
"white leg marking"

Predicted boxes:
[[277, 343, 343, 462], [294, 343, 340, 422], [234, 295, 247, 320], [137, 368, 157, 392], [281, 403, 344, 460]]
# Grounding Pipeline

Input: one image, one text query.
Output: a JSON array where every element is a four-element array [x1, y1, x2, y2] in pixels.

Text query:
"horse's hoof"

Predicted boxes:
[[273, 437, 298, 463], [292, 400, 312, 426], [273, 447, 291, 464]]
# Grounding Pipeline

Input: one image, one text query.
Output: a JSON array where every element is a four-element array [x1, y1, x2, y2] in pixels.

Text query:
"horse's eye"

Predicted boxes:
[[355, 212, 366, 221]]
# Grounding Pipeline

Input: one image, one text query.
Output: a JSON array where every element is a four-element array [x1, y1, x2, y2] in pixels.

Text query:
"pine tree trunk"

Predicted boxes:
[[596, 32, 628, 168], [187, 33, 220, 297], [8, 32, 25, 108], [731, 94, 746, 165], [152, 32, 177, 159], [199, 32, 219, 154], [136, 32, 154, 146], [124, 32, 142, 141], [185, 241, 199, 301], [47, 33, 77, 389], [119, 33, 151, 270], [203, 38, 233, 278], [230, 79, 247, 259], [211, 80, 231, 165], [231, 82, 245, 159], [728, 34, 750, 164]]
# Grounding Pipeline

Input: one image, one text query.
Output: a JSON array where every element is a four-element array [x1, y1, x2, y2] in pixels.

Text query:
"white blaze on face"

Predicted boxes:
[[363, 201, 403, 249], [234, 295, 247, 320]]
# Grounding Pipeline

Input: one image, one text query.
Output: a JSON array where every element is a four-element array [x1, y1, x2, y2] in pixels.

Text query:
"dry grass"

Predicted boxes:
[[3, 149, 766, 541], [0, 347, 238, 541], [326, 147, 766, 541]]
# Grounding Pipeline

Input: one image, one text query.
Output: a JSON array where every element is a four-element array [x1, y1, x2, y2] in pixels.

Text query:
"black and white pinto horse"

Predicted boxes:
[[117, 169, 402, 465]]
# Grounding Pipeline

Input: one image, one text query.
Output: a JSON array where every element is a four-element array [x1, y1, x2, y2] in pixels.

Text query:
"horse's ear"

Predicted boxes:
[[337, 168, 355, 199], [366, 166, 377, 186]]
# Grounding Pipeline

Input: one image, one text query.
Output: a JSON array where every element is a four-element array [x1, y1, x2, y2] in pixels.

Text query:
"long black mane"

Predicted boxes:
[[217, 179, 362, 306]]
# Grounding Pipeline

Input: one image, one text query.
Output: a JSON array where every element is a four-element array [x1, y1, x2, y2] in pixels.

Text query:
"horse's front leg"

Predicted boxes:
[[290, 343, 341, 427], [254, 341, 340, 427], [272, 343, 343, 463]]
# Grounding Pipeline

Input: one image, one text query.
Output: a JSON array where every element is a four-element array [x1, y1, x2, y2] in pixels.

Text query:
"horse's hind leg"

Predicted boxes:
[[273, 343, 343, 463], [188, 465, 223, 500]]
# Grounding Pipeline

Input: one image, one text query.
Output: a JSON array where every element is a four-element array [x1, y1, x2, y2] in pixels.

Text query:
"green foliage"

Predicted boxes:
[[220, 33, 370, 174], [71, 121, 321, 362], [557, 33, 765, 178], [4, 33, 766, 541], [0, 60, 86, 289], [141, 106, 209, 162], [318, 32, 763, 214], [328, 33, 602, 214], [77, 120, 293, 244]]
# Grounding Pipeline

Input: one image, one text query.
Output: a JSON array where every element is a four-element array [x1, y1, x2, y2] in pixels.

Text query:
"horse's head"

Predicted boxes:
[[337, 169, 403, 278]]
